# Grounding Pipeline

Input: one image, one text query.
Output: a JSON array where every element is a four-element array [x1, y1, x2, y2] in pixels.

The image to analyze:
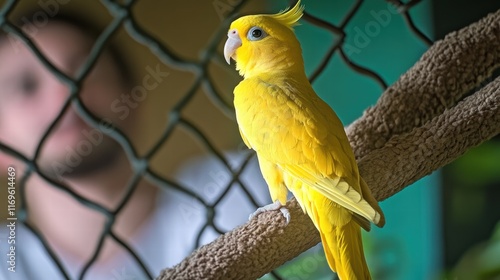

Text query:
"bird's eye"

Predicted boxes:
[[247, 27, 267, 41]]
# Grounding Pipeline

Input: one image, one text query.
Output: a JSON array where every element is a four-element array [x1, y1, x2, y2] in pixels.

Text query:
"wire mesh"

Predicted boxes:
[[0, 0, 433, 279]]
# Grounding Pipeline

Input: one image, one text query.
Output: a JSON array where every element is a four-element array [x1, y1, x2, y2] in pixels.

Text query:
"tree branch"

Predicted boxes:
[[157, 9, 500, 280], [360, 77, 499, 201], [346, 9, 500, 159]]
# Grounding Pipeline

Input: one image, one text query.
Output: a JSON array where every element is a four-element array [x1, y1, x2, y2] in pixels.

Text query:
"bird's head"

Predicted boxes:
[[224, 1, 305, 78]]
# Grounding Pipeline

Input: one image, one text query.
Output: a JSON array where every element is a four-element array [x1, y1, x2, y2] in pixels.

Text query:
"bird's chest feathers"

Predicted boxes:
[[234, 78, 306, 151]]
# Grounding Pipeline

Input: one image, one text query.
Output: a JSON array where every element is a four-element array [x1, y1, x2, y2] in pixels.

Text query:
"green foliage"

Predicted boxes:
[[446, 222, 500, 279]]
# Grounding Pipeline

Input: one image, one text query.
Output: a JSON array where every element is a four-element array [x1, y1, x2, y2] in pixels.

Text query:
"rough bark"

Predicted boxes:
[[157, 10, 500, 280], [346, 8, 500, 159]]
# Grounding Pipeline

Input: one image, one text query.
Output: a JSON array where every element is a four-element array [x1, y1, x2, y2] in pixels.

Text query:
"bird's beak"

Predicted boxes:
[[224, 29, 242, 65]]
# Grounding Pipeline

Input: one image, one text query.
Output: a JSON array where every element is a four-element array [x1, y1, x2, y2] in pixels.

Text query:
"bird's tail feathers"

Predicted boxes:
[[320, 221, 371, 280]]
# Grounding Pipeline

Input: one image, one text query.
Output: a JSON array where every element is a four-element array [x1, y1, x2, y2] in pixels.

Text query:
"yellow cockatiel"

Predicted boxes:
[[224, 1, 385, 279]]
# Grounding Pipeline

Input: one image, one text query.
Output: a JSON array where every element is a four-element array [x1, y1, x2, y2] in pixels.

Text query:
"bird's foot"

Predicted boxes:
[[249, 200, 290, 224]]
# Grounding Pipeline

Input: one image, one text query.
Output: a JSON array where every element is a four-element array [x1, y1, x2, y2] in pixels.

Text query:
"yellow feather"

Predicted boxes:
[[227, 2, 385, 279], [270, 0, 305, 30]]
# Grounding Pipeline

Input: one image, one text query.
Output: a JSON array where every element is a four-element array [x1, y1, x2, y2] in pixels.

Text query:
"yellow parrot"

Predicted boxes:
[[223, 1, 385, 279]]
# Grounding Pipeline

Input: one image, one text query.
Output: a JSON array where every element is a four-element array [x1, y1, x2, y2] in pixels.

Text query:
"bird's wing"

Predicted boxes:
[[283, 164, 381, 225]]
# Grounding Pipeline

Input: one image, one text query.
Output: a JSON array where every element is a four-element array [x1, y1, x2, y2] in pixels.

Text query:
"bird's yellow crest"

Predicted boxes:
[[270, 0, 305, 30]]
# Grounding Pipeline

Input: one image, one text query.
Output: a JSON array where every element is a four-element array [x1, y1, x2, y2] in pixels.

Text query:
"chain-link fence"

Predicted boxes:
[[1, 0, 495, 279]]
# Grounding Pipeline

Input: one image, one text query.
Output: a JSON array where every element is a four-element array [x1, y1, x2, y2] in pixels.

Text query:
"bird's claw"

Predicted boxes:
[[279, 207, 290, 224], [249, 200, 290, 224]]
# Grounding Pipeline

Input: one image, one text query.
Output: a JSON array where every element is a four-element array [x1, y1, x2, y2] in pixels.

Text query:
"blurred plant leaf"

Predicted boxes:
[[449, 222, 500, 279]]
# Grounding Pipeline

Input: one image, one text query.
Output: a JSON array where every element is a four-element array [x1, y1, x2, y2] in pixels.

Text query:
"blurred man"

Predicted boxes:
[[0, 12, 268, 279]]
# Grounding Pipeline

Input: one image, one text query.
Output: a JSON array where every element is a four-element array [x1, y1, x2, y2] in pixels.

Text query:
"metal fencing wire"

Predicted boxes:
[[0, 0, 432, 279]]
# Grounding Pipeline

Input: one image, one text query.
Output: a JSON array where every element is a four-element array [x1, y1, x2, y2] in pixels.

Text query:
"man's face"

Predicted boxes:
[[0, 22, 130, 177]]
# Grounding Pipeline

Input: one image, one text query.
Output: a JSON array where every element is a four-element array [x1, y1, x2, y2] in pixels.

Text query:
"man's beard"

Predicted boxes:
[[39, 135, 123, 181]]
